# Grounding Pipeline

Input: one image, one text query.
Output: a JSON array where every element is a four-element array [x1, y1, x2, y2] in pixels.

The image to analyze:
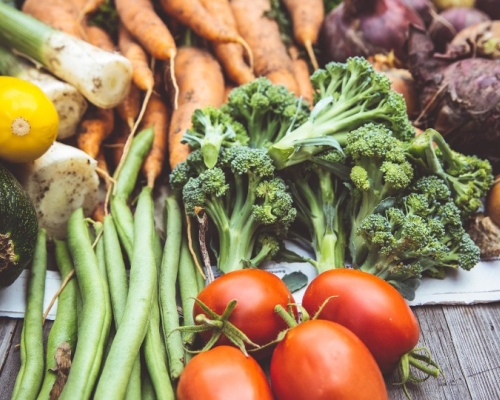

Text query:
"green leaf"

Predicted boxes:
[[282, 271, 308, 293]]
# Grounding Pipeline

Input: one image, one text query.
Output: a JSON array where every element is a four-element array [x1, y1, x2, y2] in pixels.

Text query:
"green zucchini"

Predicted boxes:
[[0, 162, 38, 288]]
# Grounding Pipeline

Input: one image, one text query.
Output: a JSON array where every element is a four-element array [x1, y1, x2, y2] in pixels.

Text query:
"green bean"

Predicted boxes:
[[141, 370, 157, 400], [143, 284, 175, 399], [159, 191, 185, 379], [92, 223, 112, 379], [37, 239, 78, 400], [94, 186, 157, 400], [59, 209, 108, 400], [11, 229, 47, 400], [113, 127, 154, 200], [109, 197, 134, 259], [102, 215, 142, 399]]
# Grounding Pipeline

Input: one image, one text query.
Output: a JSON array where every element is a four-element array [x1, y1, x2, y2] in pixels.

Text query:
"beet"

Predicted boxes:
[[407, 24, 500, 172]]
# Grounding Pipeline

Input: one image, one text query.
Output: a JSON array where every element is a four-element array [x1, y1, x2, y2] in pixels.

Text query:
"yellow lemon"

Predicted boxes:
[[0, 76, 58, 163]]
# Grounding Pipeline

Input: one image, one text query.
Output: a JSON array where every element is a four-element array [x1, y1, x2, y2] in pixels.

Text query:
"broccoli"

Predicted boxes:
[[181, 106, 249, 168], [170, 146, 297, 273], [283, 148, 350, 273], [356, 175, 481, 300], [344, 123, 415, 266], [221, 77, 310, 149], [405, 128, 493, 220], [267, 57, 415, 169]]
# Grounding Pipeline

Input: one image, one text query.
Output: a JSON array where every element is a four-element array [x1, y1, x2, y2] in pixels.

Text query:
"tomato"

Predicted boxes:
[[270, 319, 388, 400], [0, 76, 58, 163], [193, 268, 296, 359], [176, 345, 274, 400], [301, 268, 420, 374]]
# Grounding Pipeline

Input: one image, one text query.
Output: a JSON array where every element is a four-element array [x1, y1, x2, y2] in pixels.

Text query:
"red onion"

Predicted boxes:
[[318, 0, 425, 65], [429, 7, 491, 52], [399, 0, 436, 26], [473, 0, 500, 19]]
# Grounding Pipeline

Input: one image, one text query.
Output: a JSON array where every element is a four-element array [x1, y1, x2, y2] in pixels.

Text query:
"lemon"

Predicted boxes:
[[0, 76, 59, 163]]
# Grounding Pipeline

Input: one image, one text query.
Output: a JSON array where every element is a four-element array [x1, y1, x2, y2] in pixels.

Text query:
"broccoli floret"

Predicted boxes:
[[267, 57, 415, 168], [405, 128, 493, 220], [283, 148, 350, 273], [221, 77, 310, 149], [181, 106, 249, 168], [170, 146, 296, 273], [356, 175, 481, 300], [344, 123, 415, 266]]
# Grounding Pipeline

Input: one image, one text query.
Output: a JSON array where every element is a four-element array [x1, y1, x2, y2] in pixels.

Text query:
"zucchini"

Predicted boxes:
[[0, 162, 38, 288]]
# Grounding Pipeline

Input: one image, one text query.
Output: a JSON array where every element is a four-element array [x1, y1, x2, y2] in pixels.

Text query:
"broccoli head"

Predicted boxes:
[[181, 106, 249, 168], [344, 123, 415, 266], [405, 128, 493, 220], [221, 77, 310, 149], [357, 175, 481, 300], [267, 57, 415, 169], [170, 146, 296, 273]]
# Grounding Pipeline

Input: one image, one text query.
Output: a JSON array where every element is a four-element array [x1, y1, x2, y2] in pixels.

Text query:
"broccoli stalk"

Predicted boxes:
[[344, 124, 415, 267], [170, 147, 296, 274], [267, 57, 415, 169], [285, 149, 349, 273], [405, 128, 493, 220]]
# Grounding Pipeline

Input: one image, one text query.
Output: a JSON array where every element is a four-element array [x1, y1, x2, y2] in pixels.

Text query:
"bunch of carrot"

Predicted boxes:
[[17, 0, 324, 193]]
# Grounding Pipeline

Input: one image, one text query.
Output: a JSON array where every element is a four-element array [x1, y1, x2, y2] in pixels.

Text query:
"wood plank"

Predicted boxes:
[[443, 304, 500, 400], [0, 318, 23, 400]]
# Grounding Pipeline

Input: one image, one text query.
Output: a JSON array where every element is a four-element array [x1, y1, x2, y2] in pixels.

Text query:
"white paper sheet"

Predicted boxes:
[[1, 257, 499, 320]]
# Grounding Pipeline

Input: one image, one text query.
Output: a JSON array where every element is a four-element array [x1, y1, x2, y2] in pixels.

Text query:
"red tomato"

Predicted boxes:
[[270, 319, 388, 400], [176, 345, 274, 400], [301, 268, 420, 374], [194, 268, 296, 359]]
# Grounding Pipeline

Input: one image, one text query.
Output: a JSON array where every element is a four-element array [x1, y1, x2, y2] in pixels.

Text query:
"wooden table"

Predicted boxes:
[[1, 303, 500, 400]]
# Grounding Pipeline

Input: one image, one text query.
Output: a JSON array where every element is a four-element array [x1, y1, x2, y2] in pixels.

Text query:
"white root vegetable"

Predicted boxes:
[[0, 2, 132, 109], [19, 66, 88, 140], [0, 43, 88, 139], [11, 142, 101, 240]]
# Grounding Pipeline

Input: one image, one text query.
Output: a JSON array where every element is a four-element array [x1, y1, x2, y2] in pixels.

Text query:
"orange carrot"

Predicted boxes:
[[168, 46, 225, 169], [230, 0, 299, 94], [76, 106, 115, 159], [223, 82, 237, 103], [289, 45, 314, 106], [199, 0, 255, 85], [106, 120, 130, 170], [281, 0, 324, 71], [159, 0, 252, 60], [81, 21, 116, 51], [114, 0, 176, 61], [22, 0, 83, 38], [117, 23, 155, 92], [140, 92, 170, 188], [116, 83, 142, 130]]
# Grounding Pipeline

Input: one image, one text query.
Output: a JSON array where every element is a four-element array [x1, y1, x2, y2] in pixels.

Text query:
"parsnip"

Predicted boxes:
[[12, 142, 101, 240]]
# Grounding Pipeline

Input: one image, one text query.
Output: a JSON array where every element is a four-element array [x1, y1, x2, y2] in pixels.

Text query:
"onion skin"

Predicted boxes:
[[400, 0, 436, 26], [319, 0, 424, 65], [429, 7, 490, 52]]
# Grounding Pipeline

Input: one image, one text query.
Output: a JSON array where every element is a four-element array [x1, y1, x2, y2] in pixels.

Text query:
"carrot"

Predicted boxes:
[[281, 0, 324, 71], [116, 83, 142, 130], [167, 46, 225, 169], [289, 45, 314, 106], [76, 106, 115, 159], [223, 82, 237, 103], [114, 0, 176, 61], [159, 0, 252, 62], [117, 23, 155, 92], [22, 0, 83, 38], [106, 120, 130, 170], [81, 21, 115, 51], [230, 0, 299, 94], [140, 92, 170, 188], [199, 0, 255, 85]]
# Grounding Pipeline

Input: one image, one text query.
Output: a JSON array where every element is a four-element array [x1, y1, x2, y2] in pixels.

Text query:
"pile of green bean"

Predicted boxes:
[[12, 127, 204, 400]]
